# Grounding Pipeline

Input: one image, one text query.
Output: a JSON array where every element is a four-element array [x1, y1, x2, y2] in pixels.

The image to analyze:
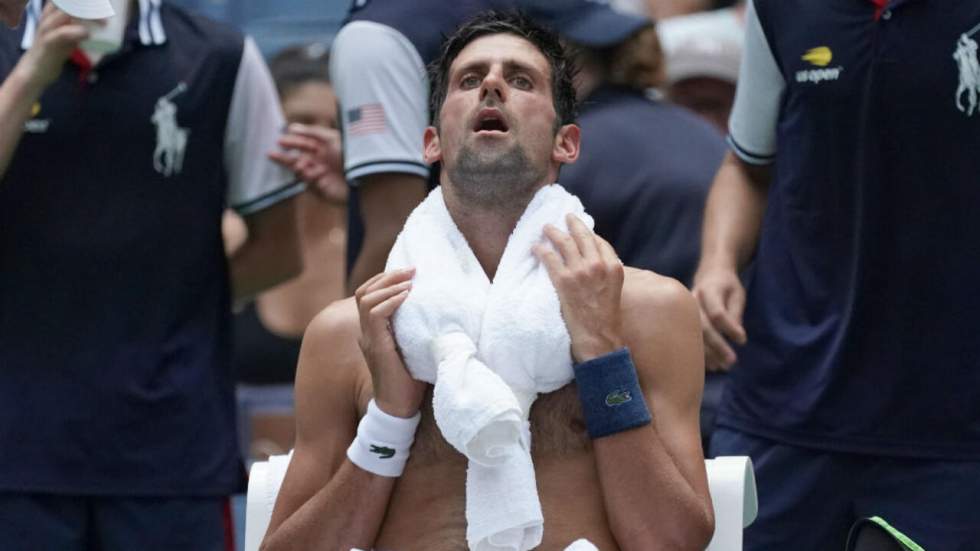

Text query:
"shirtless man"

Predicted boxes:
[[261, 12, 713, 551]]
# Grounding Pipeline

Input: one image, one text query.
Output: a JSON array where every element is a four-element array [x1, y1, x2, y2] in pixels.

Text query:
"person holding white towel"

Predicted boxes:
[[262, 11, 713, 551]]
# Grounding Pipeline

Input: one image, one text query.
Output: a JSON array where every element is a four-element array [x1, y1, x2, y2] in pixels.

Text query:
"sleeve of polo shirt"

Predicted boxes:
[[224, 36, 304, 216], [726, 0, 785, 166]]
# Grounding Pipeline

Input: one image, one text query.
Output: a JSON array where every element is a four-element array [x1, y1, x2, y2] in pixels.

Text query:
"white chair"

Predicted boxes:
[[244, 453, 757, 551]]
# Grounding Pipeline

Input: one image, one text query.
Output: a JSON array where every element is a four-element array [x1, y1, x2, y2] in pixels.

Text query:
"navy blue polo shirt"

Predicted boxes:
[[560, 85, 725, 285], [0, 3, 296, 495], [722, 0, 980, 459]]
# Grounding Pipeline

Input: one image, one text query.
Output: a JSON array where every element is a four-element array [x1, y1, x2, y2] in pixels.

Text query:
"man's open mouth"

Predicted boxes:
[[473, 108, 510, 133]]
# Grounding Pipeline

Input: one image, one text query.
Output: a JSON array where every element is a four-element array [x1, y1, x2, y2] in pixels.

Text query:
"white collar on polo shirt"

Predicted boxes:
[[20, 0, 166, 50]]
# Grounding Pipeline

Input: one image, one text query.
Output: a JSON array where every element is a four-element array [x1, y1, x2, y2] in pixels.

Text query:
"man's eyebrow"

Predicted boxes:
[[451, 59, 547, 80]]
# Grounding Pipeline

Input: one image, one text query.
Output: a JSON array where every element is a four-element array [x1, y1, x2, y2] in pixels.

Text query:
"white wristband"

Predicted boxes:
[[347, 399, 421, 478]]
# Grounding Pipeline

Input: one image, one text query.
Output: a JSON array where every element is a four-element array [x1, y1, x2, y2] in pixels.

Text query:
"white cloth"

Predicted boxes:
[[386, 184, 593, 551]]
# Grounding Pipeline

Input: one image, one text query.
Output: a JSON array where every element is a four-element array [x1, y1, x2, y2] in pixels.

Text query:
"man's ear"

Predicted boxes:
[[423, 126, 442, 165], [552, 123, 580, 165]]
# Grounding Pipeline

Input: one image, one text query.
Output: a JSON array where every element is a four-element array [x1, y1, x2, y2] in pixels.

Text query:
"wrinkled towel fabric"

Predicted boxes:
[[385, 184, 594, 551]]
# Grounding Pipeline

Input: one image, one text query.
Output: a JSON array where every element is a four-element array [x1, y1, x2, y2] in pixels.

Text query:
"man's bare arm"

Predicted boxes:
[[261, 301, 393, 551], [595, 273, 714, 550], [346, 173, 427, 294], [692, 151, 771, 370], [229, 198, 301, 303], [537, 219, 712, 550], [1, 6, 87, 180], [262, 271, 425, 551]]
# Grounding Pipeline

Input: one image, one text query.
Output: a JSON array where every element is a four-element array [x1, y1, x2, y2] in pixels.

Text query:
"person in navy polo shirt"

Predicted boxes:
[[694, 0, 980, 548], [0, 1, 303, 549]]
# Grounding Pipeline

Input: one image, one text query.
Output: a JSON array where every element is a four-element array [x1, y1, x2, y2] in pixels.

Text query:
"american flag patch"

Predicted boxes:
[[347, 103, 386, 136]]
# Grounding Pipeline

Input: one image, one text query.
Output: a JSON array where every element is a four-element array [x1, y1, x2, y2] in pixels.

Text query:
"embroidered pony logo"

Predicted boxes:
[[151, 82, 190, 176], [954, 23, 980, 117]]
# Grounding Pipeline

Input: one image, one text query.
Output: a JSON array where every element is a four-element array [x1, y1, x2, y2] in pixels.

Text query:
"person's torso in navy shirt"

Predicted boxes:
[[561, 85, 725, 286], [722, 0, 980, 459], [0, 4, 246, 495]]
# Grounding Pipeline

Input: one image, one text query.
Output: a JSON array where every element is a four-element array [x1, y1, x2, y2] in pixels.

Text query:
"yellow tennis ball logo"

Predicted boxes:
[[802, 47, 833, 67], [31, 102, 41, 117]]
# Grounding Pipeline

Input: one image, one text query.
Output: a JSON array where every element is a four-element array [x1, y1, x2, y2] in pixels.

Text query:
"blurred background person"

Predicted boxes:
[[0, 0, 301, 548], [658, 1, 745, 133], [554, 11, 726, 449], [612, 0, 737, 21], [224, 42, 348, 465]]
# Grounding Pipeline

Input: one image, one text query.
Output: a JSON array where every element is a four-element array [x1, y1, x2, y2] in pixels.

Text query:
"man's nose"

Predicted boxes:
[[479, 68, 507, 102]]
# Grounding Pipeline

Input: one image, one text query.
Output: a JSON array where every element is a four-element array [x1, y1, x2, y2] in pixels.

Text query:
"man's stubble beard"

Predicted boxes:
[[447, 138, 547, 213]]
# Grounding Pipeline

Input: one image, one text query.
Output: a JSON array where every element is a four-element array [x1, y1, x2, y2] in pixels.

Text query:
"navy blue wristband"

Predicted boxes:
[[574, 347, 652, 439]]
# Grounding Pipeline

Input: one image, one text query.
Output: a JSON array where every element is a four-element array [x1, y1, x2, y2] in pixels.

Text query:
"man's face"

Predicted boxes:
[[0, 0, 28, 27], [424, 33, 578, 210]]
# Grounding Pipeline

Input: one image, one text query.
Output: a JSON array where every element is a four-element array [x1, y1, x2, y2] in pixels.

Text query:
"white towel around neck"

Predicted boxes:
[[385, 184, 594, 550]]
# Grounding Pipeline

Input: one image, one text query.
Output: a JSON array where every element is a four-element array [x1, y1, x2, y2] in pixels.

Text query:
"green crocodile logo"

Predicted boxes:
[[605, 390, 633, 407], [369, 444, 395, 459]]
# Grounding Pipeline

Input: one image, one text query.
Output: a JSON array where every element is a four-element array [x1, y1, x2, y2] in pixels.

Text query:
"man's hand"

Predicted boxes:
[[355, 268, 426, 418], [534, 214, 626, 363], [269, 123, 347, 205], [692, 267, 747, 371], [12, 3, 89, 92]]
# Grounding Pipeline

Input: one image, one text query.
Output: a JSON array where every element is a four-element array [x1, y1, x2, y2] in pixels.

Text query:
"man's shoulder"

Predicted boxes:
[[305, 297, 361, 349], [622, 267, 697, 320], [620, 268, 703, 399]]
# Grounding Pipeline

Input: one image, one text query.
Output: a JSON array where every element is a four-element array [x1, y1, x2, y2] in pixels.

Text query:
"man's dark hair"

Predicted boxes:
[[269, 43, 331, 99], [428, 11, 578, 130]]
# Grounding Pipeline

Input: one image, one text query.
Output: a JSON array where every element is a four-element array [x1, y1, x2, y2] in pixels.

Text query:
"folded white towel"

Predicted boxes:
[[386, 184, 593, 551]]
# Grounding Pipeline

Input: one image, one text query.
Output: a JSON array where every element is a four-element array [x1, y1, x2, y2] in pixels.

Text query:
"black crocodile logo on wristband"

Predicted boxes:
[[369, 444, 396, 459], [605, 390, 633, 407]]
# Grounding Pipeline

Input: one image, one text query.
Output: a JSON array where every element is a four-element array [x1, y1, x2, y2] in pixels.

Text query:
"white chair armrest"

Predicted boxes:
[[705, 456, 759, 551], [244, 452, 293, 551]]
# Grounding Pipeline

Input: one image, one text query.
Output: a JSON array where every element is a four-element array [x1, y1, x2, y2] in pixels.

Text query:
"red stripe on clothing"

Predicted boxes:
[[869, 0, 887, 20], [222, 497, 235, 551]]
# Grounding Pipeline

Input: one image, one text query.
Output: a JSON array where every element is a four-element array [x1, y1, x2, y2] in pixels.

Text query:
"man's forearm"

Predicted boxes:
[[261, 460, 396, 551], [347, 230, 397, 296], [230, 198, 301, 302], [0, 68, 45, 180], [593, 426, 713, 550], [698, 151, 770, 273], [346, 173, 427, 294]]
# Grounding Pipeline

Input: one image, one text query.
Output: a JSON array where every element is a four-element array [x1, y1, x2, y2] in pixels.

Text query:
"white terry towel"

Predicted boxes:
[[386, 184, 594, 550]]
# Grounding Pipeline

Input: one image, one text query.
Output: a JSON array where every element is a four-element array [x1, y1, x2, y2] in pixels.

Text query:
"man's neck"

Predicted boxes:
[[442, 186, 536, 281]]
